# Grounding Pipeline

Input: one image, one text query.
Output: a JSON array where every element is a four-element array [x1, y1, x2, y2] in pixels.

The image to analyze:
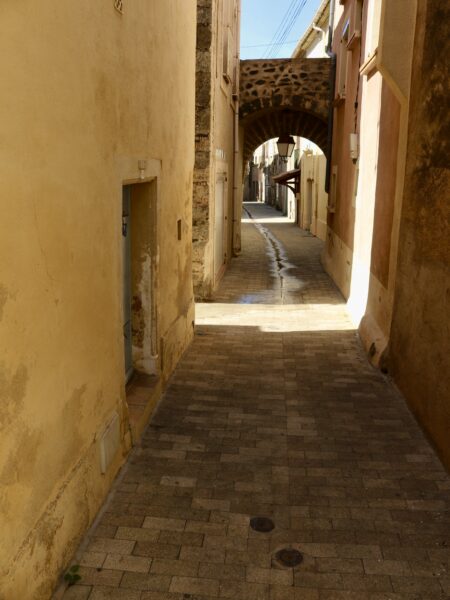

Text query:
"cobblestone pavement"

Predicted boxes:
[[61, 203, 450, 600]]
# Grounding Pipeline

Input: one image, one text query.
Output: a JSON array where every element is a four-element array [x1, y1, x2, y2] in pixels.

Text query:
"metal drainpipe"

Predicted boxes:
[[232, 1, 242, 256], [325, 0, 336, 194]]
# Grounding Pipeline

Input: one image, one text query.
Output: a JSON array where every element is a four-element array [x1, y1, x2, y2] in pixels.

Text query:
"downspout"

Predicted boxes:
[[325, 0, 336, 193], [232, 1, 241, 255]]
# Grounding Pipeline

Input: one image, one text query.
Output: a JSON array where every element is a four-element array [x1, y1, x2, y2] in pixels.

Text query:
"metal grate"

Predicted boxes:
[[114, 0, 123, 14], [250, 517, 275, 533], [275, 548, 303, 568]]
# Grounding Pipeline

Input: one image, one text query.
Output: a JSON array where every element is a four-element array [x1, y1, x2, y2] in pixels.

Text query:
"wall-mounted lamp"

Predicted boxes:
[[276, 135, 296, 161]]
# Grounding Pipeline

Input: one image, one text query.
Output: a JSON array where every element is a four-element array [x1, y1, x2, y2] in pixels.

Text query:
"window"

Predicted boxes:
[[348, 0, 362, 49], [221, 0, 236, 87], [337, 20, 350, 99], [365, 0, 382, 60], [328, 166, 338, 212]]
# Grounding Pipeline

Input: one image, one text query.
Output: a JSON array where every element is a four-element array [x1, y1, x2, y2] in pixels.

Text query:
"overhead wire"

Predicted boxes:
[[262, 0, 300, 58], [273, 0, 309, 57], [241, 40, 299, 49]]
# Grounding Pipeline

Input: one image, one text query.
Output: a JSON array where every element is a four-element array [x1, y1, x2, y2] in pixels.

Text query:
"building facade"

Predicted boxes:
[[0, 1, 197, 597], [323, 0, 417, 355], [193, 0, 241, 298], [298, 145, 328, 241], [291, 0, 329, 241], [323, 0, 449, 466], [389, 0, 450, 468]]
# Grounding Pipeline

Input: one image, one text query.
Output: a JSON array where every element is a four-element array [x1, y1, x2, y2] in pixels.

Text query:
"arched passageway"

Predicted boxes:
[[240, 58, 330, 161]]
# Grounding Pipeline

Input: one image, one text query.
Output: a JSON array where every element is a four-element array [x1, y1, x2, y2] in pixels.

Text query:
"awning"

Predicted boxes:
[[272, 168, 301, 194]]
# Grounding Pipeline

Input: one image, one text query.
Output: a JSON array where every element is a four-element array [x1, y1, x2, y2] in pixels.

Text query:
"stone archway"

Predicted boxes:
[[240, 58, 331, 161]]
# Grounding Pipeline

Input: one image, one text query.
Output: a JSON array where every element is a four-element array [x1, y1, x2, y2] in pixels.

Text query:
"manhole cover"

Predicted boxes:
[[250, 516, 275, 532], [275, 548, 303, 567]]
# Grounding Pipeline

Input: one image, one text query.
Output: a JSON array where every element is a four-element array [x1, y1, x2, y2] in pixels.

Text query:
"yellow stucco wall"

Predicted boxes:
[[0, 1, 196, 597], [299, 151, 328, 241]]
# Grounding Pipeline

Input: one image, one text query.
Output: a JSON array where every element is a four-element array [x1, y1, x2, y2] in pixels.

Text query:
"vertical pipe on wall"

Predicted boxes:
[[232, 0, 241, 255], [325, 0, 336, 193]]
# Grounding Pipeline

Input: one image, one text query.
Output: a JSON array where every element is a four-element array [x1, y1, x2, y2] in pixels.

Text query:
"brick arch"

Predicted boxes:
[[240, 58, 331, 161]]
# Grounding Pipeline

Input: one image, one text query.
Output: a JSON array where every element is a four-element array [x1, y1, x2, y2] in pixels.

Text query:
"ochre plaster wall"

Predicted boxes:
[[389, 0, 450, 469], [0, 1, 196, 597]]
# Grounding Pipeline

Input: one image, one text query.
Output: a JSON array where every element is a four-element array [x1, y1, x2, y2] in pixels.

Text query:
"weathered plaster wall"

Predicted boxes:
[[0, 1, 196, 597], [389, 0, 450, 468]]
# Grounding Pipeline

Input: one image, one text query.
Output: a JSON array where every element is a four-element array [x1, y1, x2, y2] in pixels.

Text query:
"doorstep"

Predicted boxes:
[[126, 371, 162, 443]]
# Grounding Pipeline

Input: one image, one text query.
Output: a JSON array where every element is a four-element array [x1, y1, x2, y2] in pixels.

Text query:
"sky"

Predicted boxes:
[[240, 0, 324, 60]]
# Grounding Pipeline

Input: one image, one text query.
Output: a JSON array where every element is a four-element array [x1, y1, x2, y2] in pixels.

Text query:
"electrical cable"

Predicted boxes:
[[263, 0, 300, 58], [241, 39, 298, 49], [273, 0, 309, 57]]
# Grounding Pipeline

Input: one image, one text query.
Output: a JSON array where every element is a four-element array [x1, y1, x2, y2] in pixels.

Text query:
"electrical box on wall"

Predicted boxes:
[[349, 133, 359, 163]]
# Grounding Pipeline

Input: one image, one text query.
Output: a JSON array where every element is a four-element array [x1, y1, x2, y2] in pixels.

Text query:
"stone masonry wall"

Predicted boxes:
[[239, 58, 330, 160], [193, 0, 214, 298]]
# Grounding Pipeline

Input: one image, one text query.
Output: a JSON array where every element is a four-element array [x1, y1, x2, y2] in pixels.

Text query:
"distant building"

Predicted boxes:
[[291, 0, 330, 239], [292, 0, 330, 58]]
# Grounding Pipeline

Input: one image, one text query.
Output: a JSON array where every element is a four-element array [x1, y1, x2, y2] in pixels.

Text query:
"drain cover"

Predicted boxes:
[[250, 516, 275, 532], [276, 548, 303, 567]]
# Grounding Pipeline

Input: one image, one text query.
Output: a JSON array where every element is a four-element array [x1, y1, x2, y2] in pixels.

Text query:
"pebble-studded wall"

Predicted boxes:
[[240, 58, 331, 160]]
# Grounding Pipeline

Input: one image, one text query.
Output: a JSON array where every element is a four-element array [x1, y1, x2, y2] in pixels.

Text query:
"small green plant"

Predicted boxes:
[[64, 564, 81, 587]]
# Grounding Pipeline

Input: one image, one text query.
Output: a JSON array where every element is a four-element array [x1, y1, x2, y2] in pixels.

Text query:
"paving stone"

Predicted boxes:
[[88, 538, 135, 556], [150, 558, 199, 577], [103, 553, 151, 573], [115, 526, 160, 543], [219, 580, 270, 599], [79, 551, 106, 568], [143, 517, 186, 531], [247, 566, 293, 586], [89, 587, 142, 600], [60, 204, 450, 600], [169, 575, 220, 596], [75, 568, 124, 587], [120, 572, 172, 591], [61, 587, 92, 600], [133, 542, 181, 559]]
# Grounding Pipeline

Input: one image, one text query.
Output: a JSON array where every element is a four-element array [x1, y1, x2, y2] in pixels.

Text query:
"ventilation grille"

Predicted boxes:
[[114, 0, 123, 14]]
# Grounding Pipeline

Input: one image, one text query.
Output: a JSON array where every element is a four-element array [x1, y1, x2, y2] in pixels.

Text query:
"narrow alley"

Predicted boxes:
[[62, 203, 450, 600]]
